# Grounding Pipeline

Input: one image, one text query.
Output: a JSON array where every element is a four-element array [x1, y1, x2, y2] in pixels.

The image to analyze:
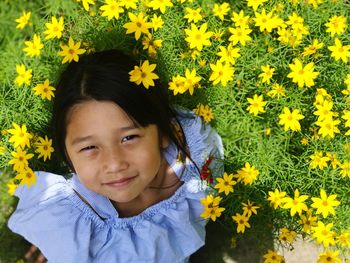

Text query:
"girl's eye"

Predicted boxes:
[[121, 135, 138, 143], [80, 145, 97, 152]]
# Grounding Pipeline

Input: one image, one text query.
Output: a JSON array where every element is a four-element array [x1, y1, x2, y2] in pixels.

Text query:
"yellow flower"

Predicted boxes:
[[309, 151, 329, 170], [246, 0, 268, 11], [231, 10, 250, 28], [312, 221, 336, 247], [200, 194, 222, 207], [242, 200, 259, 217], [267, 189, 287, 209], [344, 143, 350, 154], [14, 64, 32, 86], [183, 69, 201, 95], [123, 12, 152, 41], [150, 14, 164, 31], [337, 231, 350, 248], [279, 227, 297, 244], [311, 189, 340, 218], [277, 28, 294, 45], [342, 110, 350, 134], [316, 118, 340, 139], [32, 79, 56, 101], [142, 34, 162, 56], [214, 172, 236, 195], [15, 167, 38, 188], [129, 60, 159, 89], [148, 0, 173, 14], [198, 59, 206, 67], [317, 250, 341, 263], [302, 39, 324, 57], [300, 137, 309, 145], [23, 34, 44, 57], [76, 0, 95, 11], [200, 195, 225, 221], [326, 152, 340, 169], [306, 0, 323, 8], [232, 213, 250, 233], [298, 211, 318, 233], [0, 145, 5, 155], [263, 250, 284, 263], [119, 0, 138, 9], [287, 58, 319, 88], [286, 12, 304, 28], [246, 94, 266, 116], [235, 162, 259, 185], [15, 11, 31, 30], [100, 0, 124, 20], [185, 23, 213, 51], [340, 161, 350, 178], [212, 3, 230, 21], [209, 61, 234, 87], [228, 26, 252, 46], [184, 7, 203, 23], [8, 148, 34, 172], [201, 205, 225, 221], [194, 104, 215, 123], [44, 16, 64, 40], [7, 123, 33, 149], [278, 107, 304, 132], [253, 9, 277, 33], [291, 23, 309, 40], [7, 179, 18, 196], [328, 38, 350, 63], [259, 65, 275, 84], [267, 83, 285, 99], [325, 15, 347, 36], [168, 75, 186, 95], [58, 37, 86, 64], [217, 44, 241, 65], [314, 100, 334, 121], [35, 136, 54, 161], [282, 189, 308, 216]]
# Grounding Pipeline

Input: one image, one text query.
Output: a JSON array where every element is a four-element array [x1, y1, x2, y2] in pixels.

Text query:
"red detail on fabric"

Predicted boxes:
[[200, 156, 214, 184]]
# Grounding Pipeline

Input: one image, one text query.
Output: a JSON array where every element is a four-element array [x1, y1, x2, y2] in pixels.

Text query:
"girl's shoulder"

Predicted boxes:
[[7, 171, 106, 262], [173, 107, 224, 176]]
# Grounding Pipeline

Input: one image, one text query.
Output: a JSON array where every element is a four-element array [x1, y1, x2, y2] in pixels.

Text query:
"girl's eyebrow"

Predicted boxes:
[[70, 124, 139, 146]]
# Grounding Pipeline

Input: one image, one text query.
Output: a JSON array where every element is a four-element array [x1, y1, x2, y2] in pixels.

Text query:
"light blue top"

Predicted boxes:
[[8, 109, 224, 263]]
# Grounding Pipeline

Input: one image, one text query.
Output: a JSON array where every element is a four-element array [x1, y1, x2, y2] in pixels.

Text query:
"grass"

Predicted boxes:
[[1, 0, 350, 261]]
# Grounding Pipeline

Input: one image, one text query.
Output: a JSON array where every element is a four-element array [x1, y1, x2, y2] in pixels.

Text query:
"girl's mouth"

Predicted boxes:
[[103, 176, 137, 188]]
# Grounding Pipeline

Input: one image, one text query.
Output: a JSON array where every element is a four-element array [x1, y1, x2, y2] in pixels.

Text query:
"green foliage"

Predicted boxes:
[[1, 0, 350, 261]]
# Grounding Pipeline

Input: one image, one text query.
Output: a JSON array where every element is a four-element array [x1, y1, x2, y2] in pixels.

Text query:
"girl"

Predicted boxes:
[[8, 50, 223, 262]]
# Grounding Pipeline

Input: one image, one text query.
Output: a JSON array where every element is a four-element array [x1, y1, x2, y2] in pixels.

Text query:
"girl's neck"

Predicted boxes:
[[112, 158, 182, 218]]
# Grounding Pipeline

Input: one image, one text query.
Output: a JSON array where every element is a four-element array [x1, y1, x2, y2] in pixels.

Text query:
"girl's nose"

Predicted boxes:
[[103, 148, 129, 173]]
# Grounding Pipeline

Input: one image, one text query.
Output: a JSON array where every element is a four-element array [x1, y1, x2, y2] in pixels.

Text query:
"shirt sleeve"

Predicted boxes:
[[7, 171, 103, 263], [176, 109, 224, 179]]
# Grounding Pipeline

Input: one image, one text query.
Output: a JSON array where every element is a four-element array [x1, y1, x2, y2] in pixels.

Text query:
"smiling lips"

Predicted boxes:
[[103, 176, 137, 188]]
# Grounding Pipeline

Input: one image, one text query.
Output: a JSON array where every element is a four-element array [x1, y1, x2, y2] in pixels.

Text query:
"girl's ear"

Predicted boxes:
[[160, 134, 170, 149]]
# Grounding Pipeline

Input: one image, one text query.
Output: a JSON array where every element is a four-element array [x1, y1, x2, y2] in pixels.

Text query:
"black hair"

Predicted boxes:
[[52, 49, 190, 174]]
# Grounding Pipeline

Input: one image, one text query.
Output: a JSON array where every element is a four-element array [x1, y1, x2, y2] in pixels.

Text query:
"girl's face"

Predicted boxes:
[[65, 100, 168, 204]]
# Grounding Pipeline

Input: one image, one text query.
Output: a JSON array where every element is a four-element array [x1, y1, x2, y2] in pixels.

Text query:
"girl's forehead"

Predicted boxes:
[[66, 100, 139, 127], [66, 100, 131, 122]]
